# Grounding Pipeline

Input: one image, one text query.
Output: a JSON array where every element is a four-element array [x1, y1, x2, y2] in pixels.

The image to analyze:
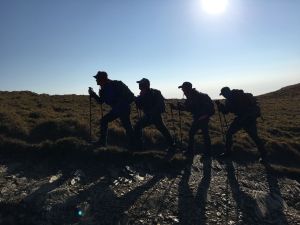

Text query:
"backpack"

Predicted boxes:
[[151, 89, 166, 113], [186, 90, 215, 117], [201, 93, 215, 117], [113, 80, 135, 104], [231, 89, 261, 117]]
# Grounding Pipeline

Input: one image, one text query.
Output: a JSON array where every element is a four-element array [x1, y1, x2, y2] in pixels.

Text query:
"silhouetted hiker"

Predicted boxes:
[[134, 78, 175, 151], [88, 71, 135, 148], [216, 87, 266, 162], [171, 82, 215, 157]]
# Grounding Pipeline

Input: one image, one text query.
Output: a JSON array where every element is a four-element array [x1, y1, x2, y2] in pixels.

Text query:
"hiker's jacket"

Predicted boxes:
[[182, 89, 214, 119], [93, 80, 134, 113], [135, 89, 165, 115]]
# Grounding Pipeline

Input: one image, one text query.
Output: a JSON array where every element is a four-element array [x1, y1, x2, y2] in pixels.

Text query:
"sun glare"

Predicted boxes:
[[201, 0, 229, 15]]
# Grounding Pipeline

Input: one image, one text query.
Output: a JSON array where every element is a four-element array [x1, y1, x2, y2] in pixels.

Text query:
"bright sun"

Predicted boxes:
[[201, 0, 229, 15]]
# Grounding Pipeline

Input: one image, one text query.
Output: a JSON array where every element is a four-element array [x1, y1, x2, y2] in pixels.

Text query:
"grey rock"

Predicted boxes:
[[134, 174, 145, 182], [49, 175, 60, 183]]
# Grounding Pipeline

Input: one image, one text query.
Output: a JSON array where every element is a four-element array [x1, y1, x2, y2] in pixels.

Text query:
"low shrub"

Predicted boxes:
[[30, 119, 89, 142], [0, 111, 28, 139]]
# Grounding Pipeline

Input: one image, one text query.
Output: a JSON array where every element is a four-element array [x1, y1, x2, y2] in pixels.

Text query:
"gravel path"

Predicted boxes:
[[0, 153, 299, 225]]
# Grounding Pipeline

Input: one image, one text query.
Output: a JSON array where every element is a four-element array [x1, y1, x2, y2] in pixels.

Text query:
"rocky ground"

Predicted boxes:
[[0, 149, 299, 225]]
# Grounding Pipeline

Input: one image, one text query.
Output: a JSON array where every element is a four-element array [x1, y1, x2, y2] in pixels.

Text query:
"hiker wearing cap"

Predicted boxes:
[[88, 71, 135, 147], [216, 87, 266, 161], [171, 82, 215, 157], [134, 78, 175, 151]]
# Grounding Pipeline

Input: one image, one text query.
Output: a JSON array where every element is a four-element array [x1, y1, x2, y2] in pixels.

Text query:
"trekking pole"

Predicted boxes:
[[135, 104, 144, 150], [217, 107, 226, 143], [89, 95, 92, 141], [170, 104, 177, 144], [136, 104, 141, 120], [100, 103, 104, 119], [177, 102, 183, 147], [88, 87, 93, 142], [223, 114, 229, 130]]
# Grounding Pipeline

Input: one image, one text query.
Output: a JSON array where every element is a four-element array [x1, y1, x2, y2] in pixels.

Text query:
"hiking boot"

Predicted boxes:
[[219, 151, 231, 158], [203, 151, 211, 157], [129, 144, 143, 152], [131, 138, 144, 151], [259, 156, 268, 164], [92, 139, 107, 148], [200, 153, 211, 162], [166, 143, 176, 153], [183, 150, 194, 157]]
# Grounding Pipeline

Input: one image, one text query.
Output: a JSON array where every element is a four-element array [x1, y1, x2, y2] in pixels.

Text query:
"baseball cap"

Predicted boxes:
[[137, 78, 150, 86], [93, 71, 108, 80], [220, 87, 230, 96], [178, 82, 192, 89]]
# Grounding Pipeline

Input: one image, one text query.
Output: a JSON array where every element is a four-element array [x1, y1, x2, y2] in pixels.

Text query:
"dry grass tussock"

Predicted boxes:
[[0, 84, 299, 173]]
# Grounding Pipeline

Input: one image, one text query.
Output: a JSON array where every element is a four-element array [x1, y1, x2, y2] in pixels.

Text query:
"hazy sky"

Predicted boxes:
[[0, 0, 299, 98]]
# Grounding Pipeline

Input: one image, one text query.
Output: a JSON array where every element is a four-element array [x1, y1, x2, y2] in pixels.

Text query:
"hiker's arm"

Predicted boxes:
[[97, 93, 105, 104], [182, 101, 191, 112], [216, 100, 230, 114]]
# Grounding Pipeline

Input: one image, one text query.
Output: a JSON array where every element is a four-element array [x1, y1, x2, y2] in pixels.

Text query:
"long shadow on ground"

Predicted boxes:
[[224, 159, 264, 225], [262, 163, 288, 224], [178, 156, 212, 225]]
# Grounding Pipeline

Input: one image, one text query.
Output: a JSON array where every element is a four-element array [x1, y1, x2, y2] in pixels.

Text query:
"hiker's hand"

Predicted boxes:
[[88, 89, 97, 99], [88, 88, 95, 95]]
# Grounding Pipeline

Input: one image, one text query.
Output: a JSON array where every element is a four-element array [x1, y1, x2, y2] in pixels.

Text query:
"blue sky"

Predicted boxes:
[[0, 0, 299, 98]]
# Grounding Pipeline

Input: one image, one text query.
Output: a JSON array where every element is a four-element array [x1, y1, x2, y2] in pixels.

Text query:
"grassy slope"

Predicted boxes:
[[257, 84, 300, 165], [0, 84, 299, 170]]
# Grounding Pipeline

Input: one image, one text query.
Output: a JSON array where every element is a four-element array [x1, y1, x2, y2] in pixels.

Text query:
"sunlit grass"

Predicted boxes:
[[0, 84, 299, 172]]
